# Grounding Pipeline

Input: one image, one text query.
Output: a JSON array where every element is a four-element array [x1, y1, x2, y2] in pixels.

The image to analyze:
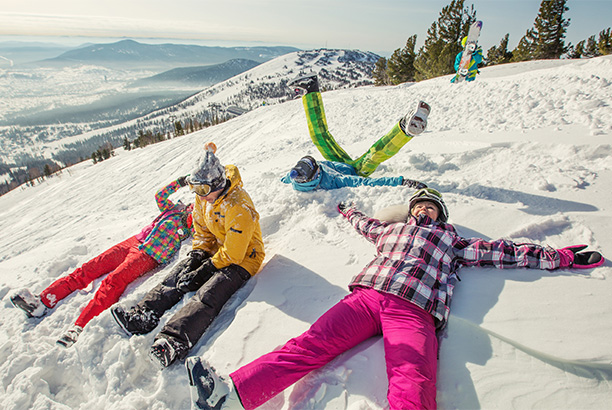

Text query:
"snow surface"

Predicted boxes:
[[1, 56, 612, 410]]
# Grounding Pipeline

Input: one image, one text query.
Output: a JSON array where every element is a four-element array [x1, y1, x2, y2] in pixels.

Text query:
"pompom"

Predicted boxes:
[[204, 142, 217, 154]]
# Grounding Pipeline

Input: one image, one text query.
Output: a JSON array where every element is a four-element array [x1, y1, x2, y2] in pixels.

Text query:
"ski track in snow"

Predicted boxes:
[[0, 55, 611, 409]]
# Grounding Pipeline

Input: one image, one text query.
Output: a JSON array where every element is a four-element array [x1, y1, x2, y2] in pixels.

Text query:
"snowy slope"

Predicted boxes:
[[0, 55, 611, 410]]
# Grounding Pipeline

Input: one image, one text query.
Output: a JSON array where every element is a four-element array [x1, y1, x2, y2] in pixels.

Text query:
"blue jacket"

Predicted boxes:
[[452, 47, 483, 82], [281, 160, 404, 192]]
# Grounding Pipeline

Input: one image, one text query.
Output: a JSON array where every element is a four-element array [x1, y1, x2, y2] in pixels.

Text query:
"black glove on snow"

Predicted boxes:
[[177, 175, 190, 187], [177, 259, 218, 293], [402, 178, 427, 190], [337, 202, 354, 216]]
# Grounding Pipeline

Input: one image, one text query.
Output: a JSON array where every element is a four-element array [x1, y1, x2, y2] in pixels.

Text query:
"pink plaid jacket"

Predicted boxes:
[[343, 208, 560, 328]]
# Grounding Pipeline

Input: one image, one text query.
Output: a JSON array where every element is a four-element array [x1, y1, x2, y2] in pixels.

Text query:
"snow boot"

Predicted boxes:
[[111, 305, 159, 336], [186, 357, 244, 410], [400, 101, 431, 136], [56, 325, 83, 348], [150, 336, 188, 368], [11, 288, 47, 318], [288, 73, 320, 94]]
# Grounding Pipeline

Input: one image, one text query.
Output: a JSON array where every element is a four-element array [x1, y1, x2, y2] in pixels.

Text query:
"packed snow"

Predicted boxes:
[[1, 55, 611, 410]]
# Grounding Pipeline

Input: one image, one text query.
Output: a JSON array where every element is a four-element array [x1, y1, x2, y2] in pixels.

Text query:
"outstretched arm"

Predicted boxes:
[[154, 177, 186, 212], [452, 238, 605, 270], [452, 237, 559, 270], [338, 204, 387, 245]]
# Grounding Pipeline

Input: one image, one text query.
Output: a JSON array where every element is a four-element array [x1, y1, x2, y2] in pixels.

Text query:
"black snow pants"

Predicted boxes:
[[136, 257, 250, 356]]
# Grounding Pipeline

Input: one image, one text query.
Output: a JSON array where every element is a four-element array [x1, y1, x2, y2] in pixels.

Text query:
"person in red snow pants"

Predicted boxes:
[[40, 235, 159, 328], [10, 177, 194, 347], [230, 286, 438, 409]]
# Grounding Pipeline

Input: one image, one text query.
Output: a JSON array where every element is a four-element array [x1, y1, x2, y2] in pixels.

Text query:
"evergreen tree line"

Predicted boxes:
[[0, 158, 66, 196], [373, 0, 611, 85], [0, 106, 239, 196]]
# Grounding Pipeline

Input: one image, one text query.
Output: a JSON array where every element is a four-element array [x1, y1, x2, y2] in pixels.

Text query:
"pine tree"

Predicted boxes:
[[512, 28, 538, 62], [386, 35, 418, 84], [373, 57, 390, 86], [174, 120, 184, 136], [598, 28, 612, 55], [584, 35, 599, 57], [512, 0, 570, 61], [486, 33, 513, 65], [566, 28, 611, 59], [533, 0, 569, 58], [414, 0, 476, 81], [567, 40, 585, 58]]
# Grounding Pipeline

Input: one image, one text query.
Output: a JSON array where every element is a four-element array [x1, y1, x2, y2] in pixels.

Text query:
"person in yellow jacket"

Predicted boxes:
[[111, 143, 265, 368]]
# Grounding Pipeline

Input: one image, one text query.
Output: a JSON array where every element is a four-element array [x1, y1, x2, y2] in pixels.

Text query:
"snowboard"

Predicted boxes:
[[454, 20, 483, 83]]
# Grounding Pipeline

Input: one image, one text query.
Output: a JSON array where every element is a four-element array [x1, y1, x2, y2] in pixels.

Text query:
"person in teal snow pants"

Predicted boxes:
[[281, 74, 430, 190], [185, 188, 604, 410]]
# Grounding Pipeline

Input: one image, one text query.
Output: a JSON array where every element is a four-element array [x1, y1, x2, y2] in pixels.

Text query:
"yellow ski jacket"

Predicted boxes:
[[192, 165, 265, 275]]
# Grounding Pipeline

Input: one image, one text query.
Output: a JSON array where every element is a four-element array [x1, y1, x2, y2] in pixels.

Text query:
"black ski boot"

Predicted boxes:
[[288, 73, 320, 94], [10, 289, 47, 318], [149, 336, 188, 368], [111, 305, 158, 336]]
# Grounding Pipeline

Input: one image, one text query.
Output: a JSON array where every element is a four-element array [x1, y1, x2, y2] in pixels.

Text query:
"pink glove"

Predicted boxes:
[[557, 245, 605, 269]]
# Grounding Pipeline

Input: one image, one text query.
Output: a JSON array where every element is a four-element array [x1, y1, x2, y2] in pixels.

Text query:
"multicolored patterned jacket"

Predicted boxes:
[[342, 208, 560, 329], [137, 179, 192, 264]]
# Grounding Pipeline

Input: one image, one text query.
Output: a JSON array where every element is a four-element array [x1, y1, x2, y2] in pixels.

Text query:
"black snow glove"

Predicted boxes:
[[337, 202, 354, 216], [187, 249, 210, 271], [177, 175, 190, 187], [402, 178, 427, 190], [177, 259, 218, 293]]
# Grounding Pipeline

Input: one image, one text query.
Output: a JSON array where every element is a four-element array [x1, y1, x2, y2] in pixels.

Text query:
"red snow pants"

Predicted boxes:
[[230, 286, 438, 410], [39, 235, 158, 328]]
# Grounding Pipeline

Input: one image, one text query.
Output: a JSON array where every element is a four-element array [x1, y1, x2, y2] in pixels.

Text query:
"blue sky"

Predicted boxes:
[[0, 0, 610, 56]]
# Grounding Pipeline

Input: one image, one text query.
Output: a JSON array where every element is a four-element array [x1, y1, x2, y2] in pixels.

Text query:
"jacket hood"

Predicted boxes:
[[214, 164, 242, 203]]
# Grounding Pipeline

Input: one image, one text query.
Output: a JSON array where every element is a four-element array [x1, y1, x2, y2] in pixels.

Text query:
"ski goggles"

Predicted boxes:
[[411, 187, 443, 200], [188, 182, 213, 197]]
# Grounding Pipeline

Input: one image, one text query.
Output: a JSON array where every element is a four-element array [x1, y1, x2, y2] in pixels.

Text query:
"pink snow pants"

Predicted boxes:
[[230, 286, 438, 410], [39, 236, 158, 328]]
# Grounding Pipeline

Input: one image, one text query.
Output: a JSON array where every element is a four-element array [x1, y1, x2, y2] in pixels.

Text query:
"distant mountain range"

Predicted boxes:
[[130, 59, 262, 88], [0, 41, 75, 66], [0, 46, 380, 174], [38, 39, 299, 69]]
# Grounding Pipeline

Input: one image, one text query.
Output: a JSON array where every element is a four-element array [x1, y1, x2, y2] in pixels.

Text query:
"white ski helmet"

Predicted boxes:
[[408, 188, 449, 222]]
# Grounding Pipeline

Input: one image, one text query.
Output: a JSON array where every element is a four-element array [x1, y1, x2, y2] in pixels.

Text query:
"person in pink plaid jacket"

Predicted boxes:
[[11, 177, 193, 348], [186, 188, 604, 410]]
